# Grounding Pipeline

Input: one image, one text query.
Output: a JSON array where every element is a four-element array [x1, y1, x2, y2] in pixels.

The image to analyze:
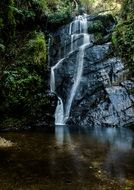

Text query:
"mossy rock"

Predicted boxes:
[[93, 32, 103, 43], [91, 14, 115, 33], [98, 14, 115, 28], [88, 20, 105, 34], [95, 14, 115, 25], [94, 32, 111, 45]]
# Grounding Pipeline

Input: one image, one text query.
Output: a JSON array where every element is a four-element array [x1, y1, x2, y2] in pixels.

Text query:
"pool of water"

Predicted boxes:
[[0, 126, 134, 190]]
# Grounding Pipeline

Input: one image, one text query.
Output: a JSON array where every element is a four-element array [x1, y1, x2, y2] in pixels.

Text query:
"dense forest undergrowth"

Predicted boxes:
[[0, 0, 133, 129]]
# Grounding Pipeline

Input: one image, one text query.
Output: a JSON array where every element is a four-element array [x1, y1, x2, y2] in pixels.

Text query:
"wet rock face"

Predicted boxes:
[[69, 52, 134, 127], [50, 14, 134, 127]]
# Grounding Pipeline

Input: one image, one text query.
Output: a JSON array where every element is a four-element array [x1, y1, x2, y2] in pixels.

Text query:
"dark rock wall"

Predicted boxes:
[[50, 14, 134, 127]]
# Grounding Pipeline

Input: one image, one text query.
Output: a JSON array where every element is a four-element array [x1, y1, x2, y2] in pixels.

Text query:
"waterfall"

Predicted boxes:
[[55, 97, 64, 125], [50, 59, 65, 125], [64, 44, 87, 122], [50, 14, 91, 125], [50, 58, 64, 93], [64, 15, 90, 122]]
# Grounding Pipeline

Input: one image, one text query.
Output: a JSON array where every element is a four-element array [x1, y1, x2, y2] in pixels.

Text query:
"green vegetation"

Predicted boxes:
[[47, 4, 72, 27], [0, 32, 49, 127], [0, 0, 73, 128], [0, 0, 134, 128], [88, 20, 105, 33], [80, 0, 134, 76], [112, 0, 134, 75], [87, 14, 114, 44], [79, 0, 122, 15], [27, 32, 47, 65]]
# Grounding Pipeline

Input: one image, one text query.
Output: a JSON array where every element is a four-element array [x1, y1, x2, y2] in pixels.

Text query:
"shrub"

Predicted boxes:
[[27, 32, 47, 66], [112, 0, 134, 75]]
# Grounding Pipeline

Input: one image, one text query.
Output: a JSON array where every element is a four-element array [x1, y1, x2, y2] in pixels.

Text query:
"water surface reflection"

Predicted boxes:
[[55, 125, 134, 151], [0, 126, 134, 190], [55, 125, 134, 181]]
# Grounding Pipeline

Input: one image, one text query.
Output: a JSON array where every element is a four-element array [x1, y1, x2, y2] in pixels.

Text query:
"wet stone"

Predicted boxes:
[[50, 14, 134, 127]]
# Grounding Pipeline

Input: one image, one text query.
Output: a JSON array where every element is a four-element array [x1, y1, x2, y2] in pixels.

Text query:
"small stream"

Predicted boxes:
[[0, 126, 134, 190]]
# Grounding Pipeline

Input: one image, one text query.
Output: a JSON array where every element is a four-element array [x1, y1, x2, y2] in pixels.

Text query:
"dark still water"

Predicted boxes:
[[0, 126, 134, 190]]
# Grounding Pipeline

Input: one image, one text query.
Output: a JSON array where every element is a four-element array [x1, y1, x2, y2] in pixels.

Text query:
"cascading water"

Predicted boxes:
[[50, 59, 65, 125], [50, 12, 134, 128], [50, 14, 91, 125], [64, 15, 91, 122], [55, 97, 64, 125]]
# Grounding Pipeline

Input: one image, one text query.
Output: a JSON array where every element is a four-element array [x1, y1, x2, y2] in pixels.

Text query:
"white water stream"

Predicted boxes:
[[50, 14, 91, 125], [50, 59, 64, 125]]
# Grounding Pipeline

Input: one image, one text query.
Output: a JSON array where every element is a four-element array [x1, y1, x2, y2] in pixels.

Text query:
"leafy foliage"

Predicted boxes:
[[0, 31, 49, 126], [1, 63, 49, 124], [27, 32, 47, 65], [112, 0, 134, 75], [47, 3, 72, 25], [0, 0, 74, 127], [88, 20, 105, 33], [79, 0, 122, 15], [0, 0, 16, 41]]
